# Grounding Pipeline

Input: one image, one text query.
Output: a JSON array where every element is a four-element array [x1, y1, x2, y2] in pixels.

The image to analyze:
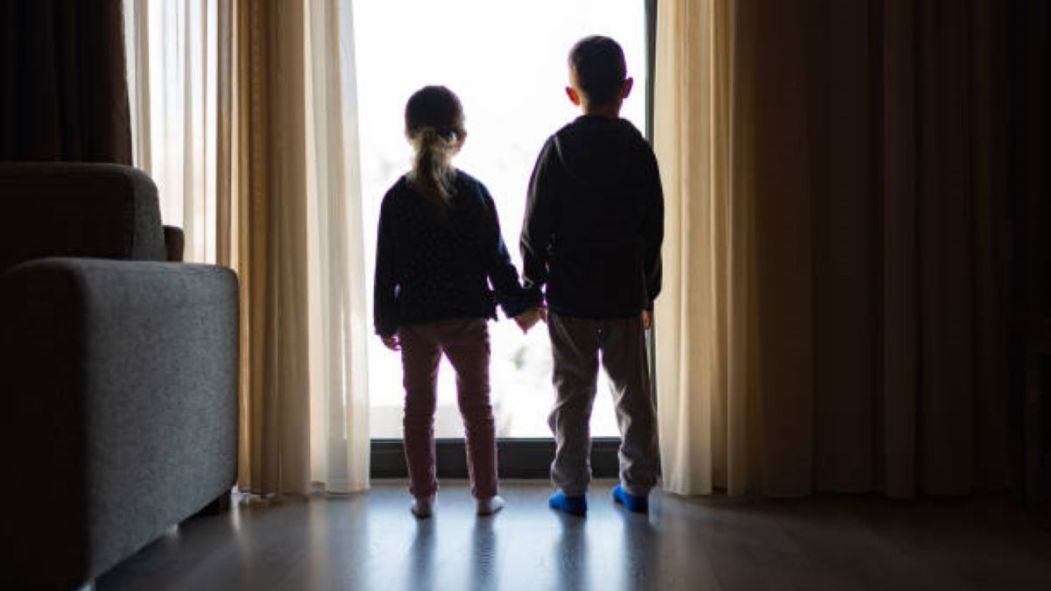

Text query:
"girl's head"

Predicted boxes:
[[405, 86, 466, 206]]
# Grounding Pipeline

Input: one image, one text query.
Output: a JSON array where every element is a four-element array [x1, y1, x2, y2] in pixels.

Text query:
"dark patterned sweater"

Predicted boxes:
[[521, 115, 664, 318], [373, 170, 540, 337]]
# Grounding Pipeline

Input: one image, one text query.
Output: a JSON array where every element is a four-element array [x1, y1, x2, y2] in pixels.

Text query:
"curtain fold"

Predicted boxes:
[[654, 0, 759, 496], [302, 0, 371, 494], [233, 0, 370, 495], [655, 0, 1011, 497], [126, 0, 370, 496], [234, 0, 313, 495]]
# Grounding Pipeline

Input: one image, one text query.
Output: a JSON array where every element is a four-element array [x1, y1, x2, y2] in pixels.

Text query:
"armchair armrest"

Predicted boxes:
[[163, 225, 185, 262], [0, 258, 239, 589]]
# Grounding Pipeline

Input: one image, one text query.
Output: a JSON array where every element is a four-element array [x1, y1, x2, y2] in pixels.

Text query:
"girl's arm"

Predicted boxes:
[[480, 186, 541, 319], [373, 195, 400, 338]]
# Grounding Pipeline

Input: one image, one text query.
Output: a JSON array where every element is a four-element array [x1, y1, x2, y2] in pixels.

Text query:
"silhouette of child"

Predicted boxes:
[[520, 36, 664, 515], [373, 86, 542, 518]]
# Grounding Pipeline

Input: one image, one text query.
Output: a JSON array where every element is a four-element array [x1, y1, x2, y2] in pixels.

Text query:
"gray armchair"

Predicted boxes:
[[0, 163, 239, 590]]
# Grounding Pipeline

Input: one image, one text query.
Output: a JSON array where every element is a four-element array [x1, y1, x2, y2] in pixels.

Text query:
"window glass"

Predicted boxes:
[[355, 0, 648, 438]]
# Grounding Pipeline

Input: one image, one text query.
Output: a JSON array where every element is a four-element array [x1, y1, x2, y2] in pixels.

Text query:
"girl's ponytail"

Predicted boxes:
[[410, 126, 457, 206], [405, 86, 466, 208]]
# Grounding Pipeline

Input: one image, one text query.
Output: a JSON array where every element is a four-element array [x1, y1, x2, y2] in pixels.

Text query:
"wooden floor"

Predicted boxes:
[[97, 480, 1051, 591]]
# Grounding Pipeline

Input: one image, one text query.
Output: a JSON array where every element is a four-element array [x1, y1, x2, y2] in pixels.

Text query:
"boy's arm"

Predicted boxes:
[[373, 197, 400, 337], [481, 187, 541, 318], [520, 138, 559, 295], [641, 145, 664, 309]]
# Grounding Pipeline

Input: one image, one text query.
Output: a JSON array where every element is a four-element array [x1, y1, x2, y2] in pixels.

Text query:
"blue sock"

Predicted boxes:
[[548, 491, 587, 516], [612, 485, 649, 513]]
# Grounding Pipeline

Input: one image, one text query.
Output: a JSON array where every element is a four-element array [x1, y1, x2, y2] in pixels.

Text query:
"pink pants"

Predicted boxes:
[[399, 318, 498, 499]]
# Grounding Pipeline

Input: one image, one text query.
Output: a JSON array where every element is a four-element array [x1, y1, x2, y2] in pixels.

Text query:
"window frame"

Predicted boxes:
[[370, 0, 659, 479]]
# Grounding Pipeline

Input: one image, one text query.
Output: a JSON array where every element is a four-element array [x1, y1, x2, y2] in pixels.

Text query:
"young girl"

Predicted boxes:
[[373, 86, 541, 518]]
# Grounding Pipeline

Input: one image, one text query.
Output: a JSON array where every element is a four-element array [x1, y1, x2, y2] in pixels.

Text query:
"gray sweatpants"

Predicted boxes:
[[547, 312, 660, 497]]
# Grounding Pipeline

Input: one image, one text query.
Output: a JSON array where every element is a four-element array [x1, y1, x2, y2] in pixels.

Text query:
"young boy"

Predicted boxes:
[[520, 36, 663, 515]]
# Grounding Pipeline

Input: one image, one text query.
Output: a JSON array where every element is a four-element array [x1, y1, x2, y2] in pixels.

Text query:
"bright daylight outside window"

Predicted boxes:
[[354, 0, 649, 439]]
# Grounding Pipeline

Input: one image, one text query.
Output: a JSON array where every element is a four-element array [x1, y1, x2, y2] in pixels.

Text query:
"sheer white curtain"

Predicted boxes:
[[124, 0, 371, 494], [123, 0, 219, 263], [303, 0, 371, 493]]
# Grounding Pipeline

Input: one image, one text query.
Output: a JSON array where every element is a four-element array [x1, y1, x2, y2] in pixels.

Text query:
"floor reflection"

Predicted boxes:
[[406, 518, 436, 591], [618, 509, 660, 591], [553, 513, 590, 591], [470, 517, 498, 590]]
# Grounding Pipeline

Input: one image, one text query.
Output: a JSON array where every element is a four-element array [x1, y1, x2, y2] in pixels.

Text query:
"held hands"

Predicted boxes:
[[382, 308, 638, 344], [380, 334, 400, 351], [514, 306, 546, 334], [515, 308, 644, 333]]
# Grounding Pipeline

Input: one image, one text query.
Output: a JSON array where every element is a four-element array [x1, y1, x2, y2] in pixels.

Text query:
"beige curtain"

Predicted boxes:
[[655, 0, 1011, 497], [126, 0, 370, 496], [654, 0, 758, 496], [231, 0, 370, 495]]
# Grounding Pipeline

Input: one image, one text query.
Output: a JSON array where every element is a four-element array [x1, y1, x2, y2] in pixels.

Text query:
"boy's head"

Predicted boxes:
[[566, 36, 633, 115]]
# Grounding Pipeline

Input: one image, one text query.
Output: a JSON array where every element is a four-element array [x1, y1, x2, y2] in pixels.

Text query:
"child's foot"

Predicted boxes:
[[411, 495, 435, 518], [548, 491, 587, 516], [476, 495, 505, 516], [612, 484, 649, 513]]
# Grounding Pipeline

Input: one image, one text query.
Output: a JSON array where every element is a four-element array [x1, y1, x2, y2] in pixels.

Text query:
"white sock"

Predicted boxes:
[[476, 495, 505, 516], [411, 495, 435, 518]]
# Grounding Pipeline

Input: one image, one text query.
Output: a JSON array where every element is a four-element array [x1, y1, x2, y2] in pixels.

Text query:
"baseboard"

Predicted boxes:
[[370, 438, 622, 479]]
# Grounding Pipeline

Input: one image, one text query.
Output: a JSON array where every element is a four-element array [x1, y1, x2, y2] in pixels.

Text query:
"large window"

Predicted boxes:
[[354, 0, 649, 439]]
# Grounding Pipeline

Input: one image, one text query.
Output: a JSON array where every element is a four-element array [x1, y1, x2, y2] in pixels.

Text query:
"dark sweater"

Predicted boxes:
[[373, 170, 539, 337], [520, 115, 664, 318]]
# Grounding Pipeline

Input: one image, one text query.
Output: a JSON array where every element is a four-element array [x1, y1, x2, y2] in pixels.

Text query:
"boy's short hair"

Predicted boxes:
[[568, 36, 627, 106]]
